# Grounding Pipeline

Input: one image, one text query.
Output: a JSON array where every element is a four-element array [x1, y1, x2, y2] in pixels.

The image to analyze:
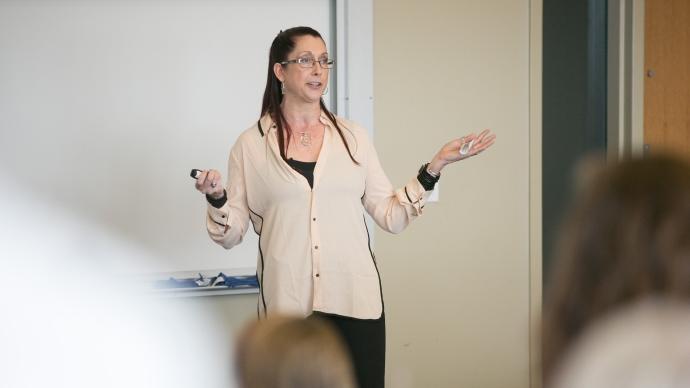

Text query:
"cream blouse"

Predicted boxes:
[[206, 112, 430, 319]]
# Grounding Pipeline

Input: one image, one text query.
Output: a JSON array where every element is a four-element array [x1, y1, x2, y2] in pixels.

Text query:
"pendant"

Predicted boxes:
[[299, 132, 312, 147]]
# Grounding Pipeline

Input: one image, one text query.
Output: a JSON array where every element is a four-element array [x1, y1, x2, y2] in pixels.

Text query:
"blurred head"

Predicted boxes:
[[542, 154, 690, 381], [550, 299, 690, 388], [235, 316, 356, 388]]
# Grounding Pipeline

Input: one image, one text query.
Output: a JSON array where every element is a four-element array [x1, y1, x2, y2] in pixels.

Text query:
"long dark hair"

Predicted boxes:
[[542, 155, 690, 382], [261, 26, 358, 164]]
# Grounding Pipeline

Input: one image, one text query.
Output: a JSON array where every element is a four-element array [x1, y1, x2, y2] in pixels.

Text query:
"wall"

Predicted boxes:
[[373, 0, 536, 387]]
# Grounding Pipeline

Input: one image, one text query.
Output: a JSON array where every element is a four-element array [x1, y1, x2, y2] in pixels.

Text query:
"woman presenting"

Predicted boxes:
[[194, 26, 495, 388]]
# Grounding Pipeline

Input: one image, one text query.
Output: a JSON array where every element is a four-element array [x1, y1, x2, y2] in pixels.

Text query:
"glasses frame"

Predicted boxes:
[[280, 56, 335, 69]]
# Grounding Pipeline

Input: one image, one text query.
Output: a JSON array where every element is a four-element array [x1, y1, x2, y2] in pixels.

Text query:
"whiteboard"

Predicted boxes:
[[0, 0, 340, 275]]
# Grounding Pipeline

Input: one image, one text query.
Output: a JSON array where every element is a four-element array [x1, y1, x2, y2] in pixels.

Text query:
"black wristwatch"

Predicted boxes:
[[206, 189, 228, 208], [417, 163, 440, 191]]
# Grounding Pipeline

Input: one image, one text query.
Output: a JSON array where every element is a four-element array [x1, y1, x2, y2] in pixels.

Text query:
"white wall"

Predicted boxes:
[[0, 0, 332, 274]]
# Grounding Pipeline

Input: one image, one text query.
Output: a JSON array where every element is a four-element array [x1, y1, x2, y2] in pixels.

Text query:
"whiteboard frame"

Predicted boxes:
[[335, 0, 374, 135]]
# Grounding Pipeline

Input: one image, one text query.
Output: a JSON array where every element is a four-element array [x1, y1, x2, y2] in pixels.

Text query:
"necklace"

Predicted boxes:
[[298, 132, 312, 147]]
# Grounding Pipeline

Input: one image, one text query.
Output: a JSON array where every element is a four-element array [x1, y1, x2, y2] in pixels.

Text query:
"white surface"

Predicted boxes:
[[427, 183, 439, 202], [0, 0, 355, 275]]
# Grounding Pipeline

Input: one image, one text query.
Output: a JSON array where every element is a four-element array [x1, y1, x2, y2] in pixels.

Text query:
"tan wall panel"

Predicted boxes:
[[373, 0, 533, 386]]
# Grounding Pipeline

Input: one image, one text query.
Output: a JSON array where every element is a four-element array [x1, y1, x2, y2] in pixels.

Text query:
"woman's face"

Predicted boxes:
[[275, 35, 329, 105]]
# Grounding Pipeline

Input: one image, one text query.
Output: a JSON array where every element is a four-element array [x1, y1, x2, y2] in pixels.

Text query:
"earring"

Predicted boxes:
[[281, 82, 286, 95], [322, 86, 328, 96]]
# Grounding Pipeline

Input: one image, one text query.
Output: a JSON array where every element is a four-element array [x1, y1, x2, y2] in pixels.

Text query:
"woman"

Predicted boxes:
[[194, 26, 495, 388]]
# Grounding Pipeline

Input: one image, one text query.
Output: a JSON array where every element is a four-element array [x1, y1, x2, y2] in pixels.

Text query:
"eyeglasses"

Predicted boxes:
[[280, 56, 335, 69]]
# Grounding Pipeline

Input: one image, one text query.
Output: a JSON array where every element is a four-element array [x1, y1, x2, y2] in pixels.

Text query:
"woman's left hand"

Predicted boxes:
[[428, 129, 496, 174]]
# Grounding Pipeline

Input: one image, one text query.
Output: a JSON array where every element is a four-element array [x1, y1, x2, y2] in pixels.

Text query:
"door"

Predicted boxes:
[[644, 0, 690, 157]]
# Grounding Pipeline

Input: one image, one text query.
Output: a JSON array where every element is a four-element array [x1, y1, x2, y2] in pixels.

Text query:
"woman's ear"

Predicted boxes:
[[273, 62, 285, 83]]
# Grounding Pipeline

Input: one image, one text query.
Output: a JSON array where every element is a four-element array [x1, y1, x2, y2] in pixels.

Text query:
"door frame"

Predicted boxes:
[[608, 0, 646, 159]]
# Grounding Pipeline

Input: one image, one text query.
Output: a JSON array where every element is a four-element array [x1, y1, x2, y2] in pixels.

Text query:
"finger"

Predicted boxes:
[[477, 133, 495, 146], [462, 134, 478, 143], [454, 134, 476, 154], [473, 133, 494, 149], [197, 170, 209, 186], [475, 129, 490, 143], [473, 137, 496, 154], [209, 171, 224, 192], [207, 170, 217, 188], [195, 171, 207, 190]]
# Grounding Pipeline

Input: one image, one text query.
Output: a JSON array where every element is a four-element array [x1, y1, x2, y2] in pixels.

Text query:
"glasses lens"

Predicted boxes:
[[319, 58, 334, 69], [298, 56, 315, 68]]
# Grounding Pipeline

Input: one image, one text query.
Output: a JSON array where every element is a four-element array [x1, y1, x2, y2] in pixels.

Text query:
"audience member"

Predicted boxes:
[[550, 299, 690, 388], [542, 155, 690, 384], [236, 315, 356, 388]]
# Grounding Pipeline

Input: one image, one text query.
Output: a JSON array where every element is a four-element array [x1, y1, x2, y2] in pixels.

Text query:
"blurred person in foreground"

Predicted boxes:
[[542, 155, 690, 385], [550, 299, 690, 388], [235, 315, 356, 388], [0, 170, 234, 388]]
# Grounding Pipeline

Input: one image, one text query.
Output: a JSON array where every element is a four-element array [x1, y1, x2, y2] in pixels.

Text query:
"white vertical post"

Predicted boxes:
[[335, 0, 349, 118]]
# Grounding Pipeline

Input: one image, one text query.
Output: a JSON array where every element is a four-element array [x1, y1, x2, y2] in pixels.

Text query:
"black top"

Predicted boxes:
[[287, 158, 316, 188]]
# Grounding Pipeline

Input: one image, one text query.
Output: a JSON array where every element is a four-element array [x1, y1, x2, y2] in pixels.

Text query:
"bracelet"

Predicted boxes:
[[426, 165, 440, 178], [206, 189, 228, 209], [417, 163, 440, 191]]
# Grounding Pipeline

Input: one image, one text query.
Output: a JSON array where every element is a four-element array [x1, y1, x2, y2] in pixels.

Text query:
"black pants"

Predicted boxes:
[[310, 311, 386, 388]]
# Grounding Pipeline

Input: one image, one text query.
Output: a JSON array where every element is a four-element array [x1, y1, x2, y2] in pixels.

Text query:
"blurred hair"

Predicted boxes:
[[542, 154, 690, 381], [235, 316, 356, 388]]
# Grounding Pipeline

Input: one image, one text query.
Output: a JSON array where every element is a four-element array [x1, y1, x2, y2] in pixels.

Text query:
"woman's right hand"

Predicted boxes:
[[194, 169, 225, 199]]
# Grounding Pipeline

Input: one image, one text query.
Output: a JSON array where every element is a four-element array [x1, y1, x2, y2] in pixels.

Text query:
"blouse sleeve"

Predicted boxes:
[[205, 144, 251, 249], [360, 130, 431, 234]]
